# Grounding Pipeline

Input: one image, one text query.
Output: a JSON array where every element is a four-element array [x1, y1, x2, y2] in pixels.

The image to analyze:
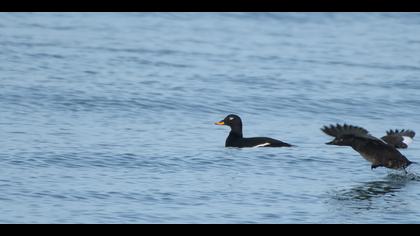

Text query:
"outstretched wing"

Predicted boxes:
[[321, 124, 372, 138], [381, 129, 415, 149]]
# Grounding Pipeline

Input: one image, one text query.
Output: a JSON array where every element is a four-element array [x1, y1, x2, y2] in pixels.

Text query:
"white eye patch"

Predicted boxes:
[[229, 117, 234, 120]]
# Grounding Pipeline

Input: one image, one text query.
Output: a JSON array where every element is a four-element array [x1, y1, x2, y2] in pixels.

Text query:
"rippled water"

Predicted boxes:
[[1, 13, 420, 223]]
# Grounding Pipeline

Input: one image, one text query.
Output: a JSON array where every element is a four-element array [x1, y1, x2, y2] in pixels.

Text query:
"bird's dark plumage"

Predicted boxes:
[[321, 123, 415, 170], [381, 129, 415, 149], [215, 114, 292, 148], [321, 124, 376, 140]]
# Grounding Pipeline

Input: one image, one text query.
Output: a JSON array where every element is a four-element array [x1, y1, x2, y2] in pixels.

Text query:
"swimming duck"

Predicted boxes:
[[321, 124, 415, 170], [215, 114, 292, 148]]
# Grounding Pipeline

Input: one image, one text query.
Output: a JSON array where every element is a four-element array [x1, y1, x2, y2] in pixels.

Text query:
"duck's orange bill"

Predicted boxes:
[[215, 121, 225, 125]]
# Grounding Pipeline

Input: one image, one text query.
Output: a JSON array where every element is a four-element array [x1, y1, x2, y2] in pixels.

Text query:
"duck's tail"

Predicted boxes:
[[408, 160, 417, 166]]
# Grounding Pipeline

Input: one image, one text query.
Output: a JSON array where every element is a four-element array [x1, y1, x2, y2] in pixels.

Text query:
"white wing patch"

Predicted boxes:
[[229, 117, 234, 120], [254, 142, 271, 147], [402, 136, 413, 145]]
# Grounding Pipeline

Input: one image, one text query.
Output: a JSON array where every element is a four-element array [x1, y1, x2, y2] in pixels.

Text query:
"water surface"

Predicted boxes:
[[1, 13, 420, 223]]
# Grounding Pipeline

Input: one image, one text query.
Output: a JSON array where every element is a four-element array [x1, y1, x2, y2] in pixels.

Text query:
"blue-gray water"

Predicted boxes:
[[1, 13, 420, 223]]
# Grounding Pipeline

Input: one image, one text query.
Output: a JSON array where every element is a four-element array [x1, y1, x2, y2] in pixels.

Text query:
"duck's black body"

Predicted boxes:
[[321, 124, 415, 170], [215, 114, 292, 148], [225, 132, 292, 148]]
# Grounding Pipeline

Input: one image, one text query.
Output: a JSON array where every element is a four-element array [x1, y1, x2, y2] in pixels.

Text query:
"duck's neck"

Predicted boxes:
[[228, 125, 243, 139]]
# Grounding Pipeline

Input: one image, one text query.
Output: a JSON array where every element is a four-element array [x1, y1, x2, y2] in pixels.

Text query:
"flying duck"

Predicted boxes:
[[321, 124, 415, 170], [215, 114, 292, 148]]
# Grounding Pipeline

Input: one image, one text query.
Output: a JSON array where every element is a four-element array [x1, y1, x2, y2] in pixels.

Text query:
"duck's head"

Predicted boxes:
[[215, 114, 242, 128], [325, 135, 355, 146]]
